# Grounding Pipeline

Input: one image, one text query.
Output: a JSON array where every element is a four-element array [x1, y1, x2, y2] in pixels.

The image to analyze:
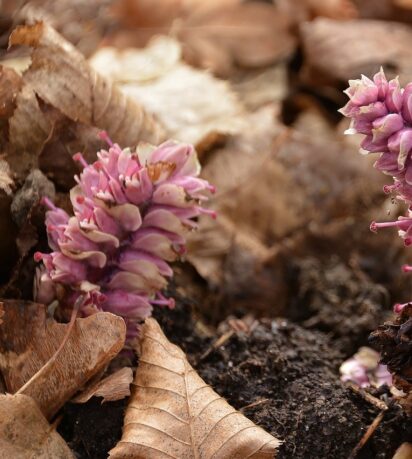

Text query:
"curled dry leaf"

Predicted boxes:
[[109, 318, 280, 459], [3, 22, 163, 182], [72, 367, 133, 404], [9, 22, 163, 146], [90, 36, 245, 151], [0, 393, 75, 459], [0, 300, 126, 419], [301, 18, 412, 85]]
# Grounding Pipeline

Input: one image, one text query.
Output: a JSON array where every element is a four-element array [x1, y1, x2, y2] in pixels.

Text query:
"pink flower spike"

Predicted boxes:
[[34, 137, 214, 342]]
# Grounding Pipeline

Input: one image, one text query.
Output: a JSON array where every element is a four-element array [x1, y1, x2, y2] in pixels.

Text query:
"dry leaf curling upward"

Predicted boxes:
[[0, 300, 126, 419], [110, 318, 280, 459], [8, 22, 164, 149], [0, 393, 75, 459]]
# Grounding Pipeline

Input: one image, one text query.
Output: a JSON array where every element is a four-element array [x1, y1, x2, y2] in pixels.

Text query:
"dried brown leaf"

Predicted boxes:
[[180, 2, 296, 76], [110, 318, 280, 459], [278, 0, 358, 20], [111, 0, 295, 77], [72, 367, 133, 404], [0, 393, 74, 458], [392, 443, 412, 459], [0, 159, 13, 196], [0, 300, 126, 419], [9, 22, 163, 146], [0, 65, 22, 123], [90, 36, 245, 151], [301, 18, 412, 85]]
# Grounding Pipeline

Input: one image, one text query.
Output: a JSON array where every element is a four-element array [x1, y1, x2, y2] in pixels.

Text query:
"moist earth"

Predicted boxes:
[[59, 295, 411, 459]]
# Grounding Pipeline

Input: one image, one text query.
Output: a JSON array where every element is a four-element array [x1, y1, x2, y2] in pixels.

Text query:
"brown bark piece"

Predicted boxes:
[[0, 393, 75, 458], [0, 300, 126, 419], [109, 318, 280, 459]]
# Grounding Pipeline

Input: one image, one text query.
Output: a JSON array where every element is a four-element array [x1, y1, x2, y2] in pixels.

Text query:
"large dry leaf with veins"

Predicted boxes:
[[109, 318, 280, 459], [0, 393, 75, 458], [301, 18, 412, 85], [0, 300, 126, 419], [90, 36, 245, 151]]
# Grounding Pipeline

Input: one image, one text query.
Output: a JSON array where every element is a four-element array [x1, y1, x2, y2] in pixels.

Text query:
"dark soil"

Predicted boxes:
[[59, 296, 411, 459]]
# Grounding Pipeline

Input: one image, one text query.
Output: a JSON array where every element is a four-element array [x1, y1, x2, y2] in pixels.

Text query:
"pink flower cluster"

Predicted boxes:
[[340, 69, 412, 313], [340, 347, 392, 388], [35, 135, 215, 341]]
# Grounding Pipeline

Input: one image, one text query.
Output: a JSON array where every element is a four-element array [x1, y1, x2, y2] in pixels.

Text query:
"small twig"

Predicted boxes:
[[198, 330, 234, 363], [346, 382, 388, 411], [16, 296, 83, 395], [240, 398, 270, 412], [348, 410, 386, 459]]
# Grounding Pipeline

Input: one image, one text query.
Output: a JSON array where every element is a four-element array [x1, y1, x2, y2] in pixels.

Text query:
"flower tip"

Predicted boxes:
[[370, 221, 378, 233], [34, 251, 44, 262], [73, 152, 89, 168], [168, 297, 176, 309], [40, 196, 56, 210], [402, 264, 412, 273], [98, 130, 114, 147], [394, 303, 406, 314]]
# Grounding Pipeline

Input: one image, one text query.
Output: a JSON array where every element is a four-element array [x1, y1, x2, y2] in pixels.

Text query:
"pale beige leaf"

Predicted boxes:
[[0, 300, 126, 419], [109, 318, 280, 459], [72, 367, 133, 404], [9, 22, 164, 148], [0, 393, 74, 459], [392, 443, 412, 459], [0, 160, 13, 196], [90, 36, 245, 150], [301, 18, 412, 84]]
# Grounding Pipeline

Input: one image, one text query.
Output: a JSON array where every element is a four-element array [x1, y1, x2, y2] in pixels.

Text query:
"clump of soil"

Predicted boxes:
[[286, 256, 390, 355], [159, 304, 411, 459], [58, 399, 127, 458]]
